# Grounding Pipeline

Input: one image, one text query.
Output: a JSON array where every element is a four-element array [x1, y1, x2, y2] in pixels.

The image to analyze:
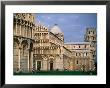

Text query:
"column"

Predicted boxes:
[[30, 51, 33, 71], [31, 28, 32, 38], [28, 27, 29, 38], [35, 60, 37, 70], [18, 48, 21, 71], [26, 26, 27, 37], [84, 59, 86, 71], [27, 40, 30, 71], [27, 48, 30, 71], [15, 23, 17, 35], [21, 25, 24, 37], [20, 22, 21, 36], [23, 25, 25, 37], [32, 28, 33, 39], [29, 27, 31, 38], [26, 26, 29, 37]]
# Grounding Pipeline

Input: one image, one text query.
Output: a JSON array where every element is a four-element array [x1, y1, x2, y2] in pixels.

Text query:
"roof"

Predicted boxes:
[[71, 49, 91, 52], [64, 42, 91, 45], [50, 24, 62, 34]]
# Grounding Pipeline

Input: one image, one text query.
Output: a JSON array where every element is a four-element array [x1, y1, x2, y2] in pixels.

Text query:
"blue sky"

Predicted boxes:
[[35, 13, 97, 43]]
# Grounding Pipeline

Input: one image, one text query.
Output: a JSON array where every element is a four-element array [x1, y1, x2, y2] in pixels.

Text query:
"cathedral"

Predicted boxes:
[[13, 13, 96, 72]]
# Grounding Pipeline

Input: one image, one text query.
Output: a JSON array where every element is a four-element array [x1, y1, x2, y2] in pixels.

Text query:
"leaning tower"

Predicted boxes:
[[84, 28, 97, 70]]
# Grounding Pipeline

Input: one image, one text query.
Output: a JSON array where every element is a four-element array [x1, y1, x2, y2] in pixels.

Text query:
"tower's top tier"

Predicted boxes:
[[84, 28, 97, 42], [86, 28, 96, 35]]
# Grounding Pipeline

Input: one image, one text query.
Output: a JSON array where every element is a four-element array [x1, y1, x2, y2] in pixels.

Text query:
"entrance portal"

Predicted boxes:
[[37, 61, 41, 71], [50, 62, 53, 71]]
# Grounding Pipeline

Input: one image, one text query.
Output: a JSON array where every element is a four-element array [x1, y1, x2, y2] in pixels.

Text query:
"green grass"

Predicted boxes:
[[14, 70, 97, 75]]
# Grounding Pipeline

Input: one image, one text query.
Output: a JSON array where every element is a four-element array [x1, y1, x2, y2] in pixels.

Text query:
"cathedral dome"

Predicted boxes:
[[50, 24, 62, 34]]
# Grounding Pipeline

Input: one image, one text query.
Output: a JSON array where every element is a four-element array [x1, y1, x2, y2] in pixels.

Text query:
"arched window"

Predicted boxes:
[[76, 60, 78, 64], [79, 53, 81, 56], [86, 53, 88, 56], [93, 31, 94, 34], [85, 45, 86, 48], [76, 53, 77, 56], [93, 37, 94, 40], [21, 40, 28, 56], [79, 45, 80, 48], [84, 52, 87, 56], [23, 44, 27, 56], [50, 58, 53, 71], [24, 25, 27, 37]]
